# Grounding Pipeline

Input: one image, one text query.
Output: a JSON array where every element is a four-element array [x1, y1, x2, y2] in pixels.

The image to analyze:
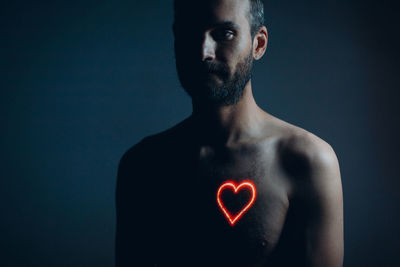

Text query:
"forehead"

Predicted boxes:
[[175, 0, 251, 30]]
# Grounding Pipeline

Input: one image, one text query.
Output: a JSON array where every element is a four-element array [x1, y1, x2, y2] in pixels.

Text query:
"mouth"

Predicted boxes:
[[203, 72, 224, 81], [206, 71, 219, 76], [197, 68, 219, 78]]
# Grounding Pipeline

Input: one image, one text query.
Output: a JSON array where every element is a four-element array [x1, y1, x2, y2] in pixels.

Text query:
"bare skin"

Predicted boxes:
[[115, 0, 343, 266]]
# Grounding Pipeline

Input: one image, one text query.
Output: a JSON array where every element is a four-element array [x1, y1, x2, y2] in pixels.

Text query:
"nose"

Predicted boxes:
[[201, 33, 216, 61]]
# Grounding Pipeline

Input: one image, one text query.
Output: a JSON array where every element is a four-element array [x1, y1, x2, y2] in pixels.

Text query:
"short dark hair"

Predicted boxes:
[[248, 0, 265, 37], [173, 0, 264, 38]]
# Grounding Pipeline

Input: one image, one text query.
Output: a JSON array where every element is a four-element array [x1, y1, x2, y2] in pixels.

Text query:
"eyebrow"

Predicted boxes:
[[208, 21, 240, 30]]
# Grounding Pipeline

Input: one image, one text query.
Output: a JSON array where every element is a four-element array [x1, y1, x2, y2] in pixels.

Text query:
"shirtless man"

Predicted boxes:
[[115, 0, 344, 266]]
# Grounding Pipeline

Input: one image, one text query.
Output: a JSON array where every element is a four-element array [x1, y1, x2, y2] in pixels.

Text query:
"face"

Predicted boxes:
[[174, 0, 255, 107]]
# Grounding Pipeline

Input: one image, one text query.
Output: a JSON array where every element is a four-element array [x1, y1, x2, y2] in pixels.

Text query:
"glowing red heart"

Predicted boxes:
[[217, 181, 256, 226]]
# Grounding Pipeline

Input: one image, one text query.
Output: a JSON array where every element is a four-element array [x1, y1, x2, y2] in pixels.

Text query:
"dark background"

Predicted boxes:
[[1, 0, 399, 266]]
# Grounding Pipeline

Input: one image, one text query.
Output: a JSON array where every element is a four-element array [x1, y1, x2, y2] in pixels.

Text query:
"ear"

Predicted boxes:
[[252, 26, 268, 60]]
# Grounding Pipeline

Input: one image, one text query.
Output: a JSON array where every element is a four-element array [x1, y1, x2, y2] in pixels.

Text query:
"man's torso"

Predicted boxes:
[[117, 115, 319, 266]]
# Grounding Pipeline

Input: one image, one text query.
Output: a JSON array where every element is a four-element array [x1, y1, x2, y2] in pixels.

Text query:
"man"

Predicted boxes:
[[115, 0, 344, 266]]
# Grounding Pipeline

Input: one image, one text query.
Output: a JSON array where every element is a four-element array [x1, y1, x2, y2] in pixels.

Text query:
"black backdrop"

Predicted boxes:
[[1, 0, 399, 266]]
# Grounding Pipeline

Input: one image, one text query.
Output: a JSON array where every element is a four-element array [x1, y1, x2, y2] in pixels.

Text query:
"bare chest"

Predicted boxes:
[[155, 140, 292, 266]]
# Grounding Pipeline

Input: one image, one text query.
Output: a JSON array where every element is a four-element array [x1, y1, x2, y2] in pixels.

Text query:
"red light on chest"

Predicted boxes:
[[217, 181, 256, 226]]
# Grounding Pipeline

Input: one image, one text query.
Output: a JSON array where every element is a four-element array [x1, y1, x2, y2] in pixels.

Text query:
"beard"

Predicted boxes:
[[175, 50, 254, 107]]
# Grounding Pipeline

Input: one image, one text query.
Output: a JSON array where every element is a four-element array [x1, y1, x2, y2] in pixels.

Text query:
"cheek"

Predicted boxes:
[[216, 45, 239, 67], [218, 47, 252, 71], [217, 35, 253, 60]]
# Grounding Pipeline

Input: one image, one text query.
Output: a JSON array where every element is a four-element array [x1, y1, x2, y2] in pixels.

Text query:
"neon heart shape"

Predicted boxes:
[[217, 181, 256, 226]]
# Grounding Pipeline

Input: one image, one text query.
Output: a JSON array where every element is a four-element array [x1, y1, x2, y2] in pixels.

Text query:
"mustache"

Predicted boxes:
[[200, 62, 230, 76]]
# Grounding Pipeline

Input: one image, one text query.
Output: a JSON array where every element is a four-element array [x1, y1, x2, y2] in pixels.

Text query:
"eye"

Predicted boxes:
[[212, 29, 235, 41]]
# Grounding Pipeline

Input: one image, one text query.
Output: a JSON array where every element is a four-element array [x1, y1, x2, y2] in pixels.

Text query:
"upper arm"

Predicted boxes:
[[301, 142, 344, 267], [115, 140, 156, 267], [115, 151, 141, 267]]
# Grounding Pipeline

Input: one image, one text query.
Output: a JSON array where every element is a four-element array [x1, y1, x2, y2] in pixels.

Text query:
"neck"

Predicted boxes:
[[189, 81, 268, 147]]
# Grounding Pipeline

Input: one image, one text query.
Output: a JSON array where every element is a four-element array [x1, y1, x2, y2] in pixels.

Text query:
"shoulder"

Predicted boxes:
[[264, 115, 339, 169], [272, 120, 341, 197], [280, 127, 338, 171], [118, 116, 193, 171], [121, 117, 190, 156]]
